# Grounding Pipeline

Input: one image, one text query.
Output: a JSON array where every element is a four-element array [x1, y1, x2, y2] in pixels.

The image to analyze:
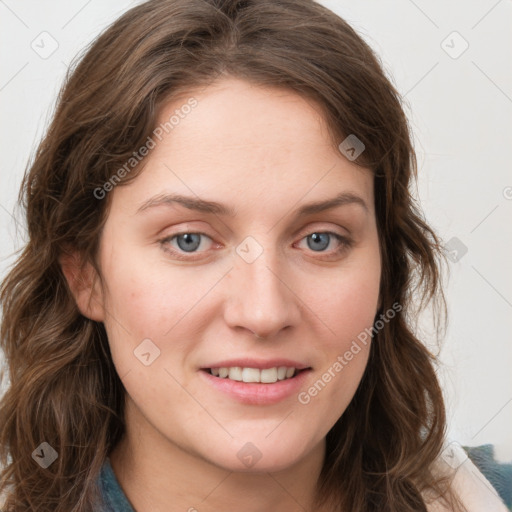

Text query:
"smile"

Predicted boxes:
[[207, 366, 299, 383], [199, 366, 312, 405]]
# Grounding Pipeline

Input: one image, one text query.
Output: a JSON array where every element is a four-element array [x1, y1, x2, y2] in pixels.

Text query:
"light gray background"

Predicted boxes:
[[1, 1, 511, 462]]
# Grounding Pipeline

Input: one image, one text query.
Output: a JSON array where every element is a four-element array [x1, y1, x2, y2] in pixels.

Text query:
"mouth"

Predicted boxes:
[[202, 366, 310, 383], [199, 364, 313, 405]]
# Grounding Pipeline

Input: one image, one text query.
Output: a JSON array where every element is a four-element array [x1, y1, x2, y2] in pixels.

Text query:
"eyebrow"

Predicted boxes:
[[136, 191, 369, 217]]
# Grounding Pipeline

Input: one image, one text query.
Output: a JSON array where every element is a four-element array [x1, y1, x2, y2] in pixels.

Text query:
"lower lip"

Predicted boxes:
[[199, 369, 312, 405]]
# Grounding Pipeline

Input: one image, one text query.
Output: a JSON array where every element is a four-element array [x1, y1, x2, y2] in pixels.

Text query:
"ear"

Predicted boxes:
[[58, 249, 105, 322]]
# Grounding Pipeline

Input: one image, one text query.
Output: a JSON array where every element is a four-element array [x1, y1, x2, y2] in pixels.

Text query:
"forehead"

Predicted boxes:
[[112, 77, 375, 216], [155, 78, 337, 160]]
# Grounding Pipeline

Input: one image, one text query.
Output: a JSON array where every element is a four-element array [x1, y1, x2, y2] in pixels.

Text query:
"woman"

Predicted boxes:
[[0, 0, 505, 510]]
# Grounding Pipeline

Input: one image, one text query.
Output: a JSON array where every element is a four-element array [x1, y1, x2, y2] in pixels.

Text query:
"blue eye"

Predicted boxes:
[[307, 232, 333, 251], [299, 232, 352, 255], [162, 232, 213, 255], [174, 233, 202, 252], [159, 231, 352, 260]]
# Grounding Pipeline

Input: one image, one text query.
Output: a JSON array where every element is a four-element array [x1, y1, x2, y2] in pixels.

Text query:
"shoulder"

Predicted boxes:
[[423, 445, 508, 512]]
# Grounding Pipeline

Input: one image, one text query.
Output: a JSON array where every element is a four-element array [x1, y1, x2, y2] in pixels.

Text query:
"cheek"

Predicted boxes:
[[101, 243, 207, 334], [299, 250, 380, 408], [299, 273, 377, 425], [98, 242, 236, 382], [310, 257, 381, 351]]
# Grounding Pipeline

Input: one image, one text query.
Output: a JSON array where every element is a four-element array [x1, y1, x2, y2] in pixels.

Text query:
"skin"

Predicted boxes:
[[62, 78, 382, 512]]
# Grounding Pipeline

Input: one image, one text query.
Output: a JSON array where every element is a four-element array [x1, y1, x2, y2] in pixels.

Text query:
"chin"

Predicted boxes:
[[203, 435, 317, 473], [219, 453, 303, 473]]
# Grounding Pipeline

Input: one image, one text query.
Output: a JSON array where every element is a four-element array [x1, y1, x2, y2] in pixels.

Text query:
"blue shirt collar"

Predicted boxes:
[[98, 456, 136, 511]]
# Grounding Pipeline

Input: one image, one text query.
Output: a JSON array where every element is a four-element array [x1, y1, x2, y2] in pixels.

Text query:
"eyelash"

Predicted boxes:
[[158, 231, 353, 261]]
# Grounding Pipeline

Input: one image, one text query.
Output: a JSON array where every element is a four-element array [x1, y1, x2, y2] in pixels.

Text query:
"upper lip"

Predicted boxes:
[[201, 358, 311, 370]]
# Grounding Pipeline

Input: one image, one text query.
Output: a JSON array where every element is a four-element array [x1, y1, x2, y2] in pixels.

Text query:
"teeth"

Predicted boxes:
[[242, 367, 260, 382], [228, 367, 243, 381], [209, 366, 298, 383], [260, 368, 277, 383]]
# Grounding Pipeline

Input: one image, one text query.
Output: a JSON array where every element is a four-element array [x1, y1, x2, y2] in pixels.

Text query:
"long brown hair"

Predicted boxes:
[[0, 0, 461, 510]]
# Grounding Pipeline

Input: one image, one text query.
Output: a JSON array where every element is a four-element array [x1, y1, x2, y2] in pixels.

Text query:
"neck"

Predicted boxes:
[[109, 396, 328, 512]]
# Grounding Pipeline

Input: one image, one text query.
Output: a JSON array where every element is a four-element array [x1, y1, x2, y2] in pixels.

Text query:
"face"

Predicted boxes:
[[80, 78, 381, 472]]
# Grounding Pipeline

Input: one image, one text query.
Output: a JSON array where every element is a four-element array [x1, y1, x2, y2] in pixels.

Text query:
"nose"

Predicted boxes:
[[223, 242, 302, 339]]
